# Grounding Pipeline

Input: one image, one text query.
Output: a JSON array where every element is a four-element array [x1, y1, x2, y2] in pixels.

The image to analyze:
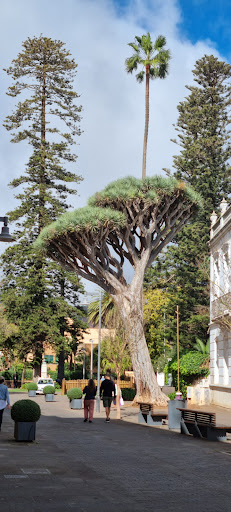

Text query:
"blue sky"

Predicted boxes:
[[178, 0, 231, 59], [0, 0, 229, 289], [114, 0, 231, 58]]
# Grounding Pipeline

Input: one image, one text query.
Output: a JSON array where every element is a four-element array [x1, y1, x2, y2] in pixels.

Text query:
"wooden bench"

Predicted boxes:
[[138, 403, 168, 427], [178, 408, 231, 442]]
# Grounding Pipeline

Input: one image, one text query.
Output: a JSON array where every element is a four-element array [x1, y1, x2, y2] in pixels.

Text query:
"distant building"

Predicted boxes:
[[210, 199, 231, 407]]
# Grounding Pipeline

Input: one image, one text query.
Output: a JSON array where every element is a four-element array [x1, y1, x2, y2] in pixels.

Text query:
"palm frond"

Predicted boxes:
[[125, 55, 139, 73], [136, 71, 145, 83], [154, 35, 167, 51]]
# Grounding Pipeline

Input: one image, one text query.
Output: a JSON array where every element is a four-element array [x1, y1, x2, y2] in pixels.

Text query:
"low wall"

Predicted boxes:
[[187, 386, 210, 406], [210, 385, 231, 408]]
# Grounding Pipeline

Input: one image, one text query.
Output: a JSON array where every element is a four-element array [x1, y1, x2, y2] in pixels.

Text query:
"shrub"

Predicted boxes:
[[168, 351, 210, 398], [121, 388, 136, 401], [168, 392, 176, 400], [20, 383, 28, 390], [55, 382, 61, 389], [27, 382, 38, 391], [11, 399, 41, 422], [43, 385, 55, 395], [67, 387, 83, 400]]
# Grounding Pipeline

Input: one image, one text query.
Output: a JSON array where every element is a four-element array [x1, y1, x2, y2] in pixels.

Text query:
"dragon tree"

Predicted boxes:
[[35, 176, 202, 405]]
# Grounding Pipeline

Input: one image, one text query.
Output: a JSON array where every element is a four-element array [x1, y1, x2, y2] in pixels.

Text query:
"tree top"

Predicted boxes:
[[34, 175, 203, 294], [35, 205, 126, 249], [88, 175, 202, 208]]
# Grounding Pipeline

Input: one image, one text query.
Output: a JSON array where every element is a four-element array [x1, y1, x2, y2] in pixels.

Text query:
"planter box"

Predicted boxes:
[[168, 399, 187, 430], [14, 422, 36, 441], [45, 394, 54, 402], [70, 398, 82, 409], [28, 390, 36, 397]]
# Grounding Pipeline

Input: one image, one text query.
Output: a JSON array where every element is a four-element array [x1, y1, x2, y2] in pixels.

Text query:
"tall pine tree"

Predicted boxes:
[[1, 36, 85, 377], [146, 55, 231, 348]]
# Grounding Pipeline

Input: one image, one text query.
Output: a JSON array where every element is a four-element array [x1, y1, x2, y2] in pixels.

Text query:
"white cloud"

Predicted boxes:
[[0, 0, 222, 289]]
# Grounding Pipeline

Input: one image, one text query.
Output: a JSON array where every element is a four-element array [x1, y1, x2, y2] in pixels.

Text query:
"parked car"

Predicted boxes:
[[36, 378, 54, 394]]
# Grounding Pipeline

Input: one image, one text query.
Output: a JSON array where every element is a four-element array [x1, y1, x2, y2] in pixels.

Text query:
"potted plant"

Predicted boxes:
[[43, 385, 55, 402], [67, 387, 83, 409], [27, 382, 38, 397], [11, 399, 41, 441]]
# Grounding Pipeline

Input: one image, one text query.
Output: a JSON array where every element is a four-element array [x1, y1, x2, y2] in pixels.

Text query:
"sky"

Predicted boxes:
[[0, 0, 230, 292]]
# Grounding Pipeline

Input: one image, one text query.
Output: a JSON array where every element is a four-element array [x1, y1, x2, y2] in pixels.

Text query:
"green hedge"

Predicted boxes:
[[67, 387, 83, 400], [11, 399, 41, 422], [167, 351, 209, 398], [121, 388, 136, 401], [27, 382, 38, 391]]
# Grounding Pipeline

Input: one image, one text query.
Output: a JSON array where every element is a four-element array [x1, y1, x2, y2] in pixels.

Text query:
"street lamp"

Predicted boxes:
[[0, 217, 14, 242], [90, 339, 94, 378], [81, 289, 102, 412]]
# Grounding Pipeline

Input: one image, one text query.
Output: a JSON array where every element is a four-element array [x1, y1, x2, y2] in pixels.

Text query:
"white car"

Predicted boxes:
[[36, 378, 55, 394]]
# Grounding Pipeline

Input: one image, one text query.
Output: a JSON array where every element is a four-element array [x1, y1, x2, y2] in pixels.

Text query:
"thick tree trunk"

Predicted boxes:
[[114, 278, 168, 406], [57, 350, 65, 382], [33, 355, 42, 378]]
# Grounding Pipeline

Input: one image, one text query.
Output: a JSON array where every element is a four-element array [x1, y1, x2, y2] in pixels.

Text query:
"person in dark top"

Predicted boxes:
[[83, 379, 96, 423], [100, 370, 116, 422]]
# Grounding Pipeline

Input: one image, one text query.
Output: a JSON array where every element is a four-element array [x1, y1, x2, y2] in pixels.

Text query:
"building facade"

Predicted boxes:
[[210, 199, 231, 407]]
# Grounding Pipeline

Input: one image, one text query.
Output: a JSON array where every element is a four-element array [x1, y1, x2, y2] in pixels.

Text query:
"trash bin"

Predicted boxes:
[[168, 399, 187, 429]]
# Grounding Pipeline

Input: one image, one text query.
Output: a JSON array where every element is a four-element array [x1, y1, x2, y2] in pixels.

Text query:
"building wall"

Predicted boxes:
[[209, 201, 231, 407]]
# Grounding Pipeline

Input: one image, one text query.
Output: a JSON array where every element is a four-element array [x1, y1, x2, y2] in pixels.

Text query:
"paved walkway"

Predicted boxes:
[[1, 393, 231, 511]]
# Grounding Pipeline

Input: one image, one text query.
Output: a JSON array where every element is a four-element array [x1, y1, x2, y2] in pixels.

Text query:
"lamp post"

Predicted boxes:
[[176, 305, 182, 399], [90, 339, 94, 378], [96, 290, 102, 413], [82, 344, 86, 380], [81, 289, 102, 412], [0, 217, 14, 242]]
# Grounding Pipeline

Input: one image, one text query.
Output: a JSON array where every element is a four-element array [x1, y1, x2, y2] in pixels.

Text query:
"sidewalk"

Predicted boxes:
[[1, 393, 231, 512]]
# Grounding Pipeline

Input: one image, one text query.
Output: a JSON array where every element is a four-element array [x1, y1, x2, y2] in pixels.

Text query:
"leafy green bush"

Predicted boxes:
[[55, 382, 61, 389], [168, 392, 176, 400], [11, 400, 41, 422], [168, 351, 209, 398], [27, 382, 38, 391], [20, 383, 28, 390], [43, 385, 55, 395], [121, 388, 136, 401], [67, 387, 83, 400]]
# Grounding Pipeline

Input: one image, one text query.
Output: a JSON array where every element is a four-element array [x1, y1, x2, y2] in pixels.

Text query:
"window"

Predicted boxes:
[[44, 355, 54, 363]]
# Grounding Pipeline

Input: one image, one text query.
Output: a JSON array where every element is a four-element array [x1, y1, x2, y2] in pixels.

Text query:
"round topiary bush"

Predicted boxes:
[[67, 387, 83, 400], [11, 399, 41, 422], [121, 388, 136, 401], [43, 385, 55, 395], [27, 382, 38, 391]]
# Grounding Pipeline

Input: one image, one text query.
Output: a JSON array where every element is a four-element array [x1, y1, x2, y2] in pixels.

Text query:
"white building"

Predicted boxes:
[[210, 199, 231, 407]]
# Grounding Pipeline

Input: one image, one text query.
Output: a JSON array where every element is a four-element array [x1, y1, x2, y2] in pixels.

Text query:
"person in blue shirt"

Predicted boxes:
[[0, 376, 11, 431]]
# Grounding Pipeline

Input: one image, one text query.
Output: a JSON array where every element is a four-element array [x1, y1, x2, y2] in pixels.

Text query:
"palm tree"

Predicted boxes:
[[193, 338, 210, 356], [88, 292, 117, 327], [125, 33, 170, 179]]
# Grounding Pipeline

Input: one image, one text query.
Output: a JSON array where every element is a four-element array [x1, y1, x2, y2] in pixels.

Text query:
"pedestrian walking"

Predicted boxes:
[[100, 370, 116, 422], [83, 379, 96, 423], [0, 376, 11, 431]]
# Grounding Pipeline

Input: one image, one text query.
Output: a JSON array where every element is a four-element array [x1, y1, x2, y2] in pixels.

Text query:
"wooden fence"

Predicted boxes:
[[61, 378, 135, 395]]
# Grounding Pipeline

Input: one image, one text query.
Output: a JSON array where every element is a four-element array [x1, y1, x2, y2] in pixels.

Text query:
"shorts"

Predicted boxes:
[[103, 396, 113, 408]]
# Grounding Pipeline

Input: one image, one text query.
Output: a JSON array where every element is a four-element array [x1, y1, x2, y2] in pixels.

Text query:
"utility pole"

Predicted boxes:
[[176, 305, 182, 399], [96, 290, 102, 412]]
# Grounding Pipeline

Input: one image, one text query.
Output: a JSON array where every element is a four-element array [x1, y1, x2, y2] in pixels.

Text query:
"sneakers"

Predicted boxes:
[[83, 418, 88, 422], [106, 418, 110, 422], [89, 420, 92, 423]]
